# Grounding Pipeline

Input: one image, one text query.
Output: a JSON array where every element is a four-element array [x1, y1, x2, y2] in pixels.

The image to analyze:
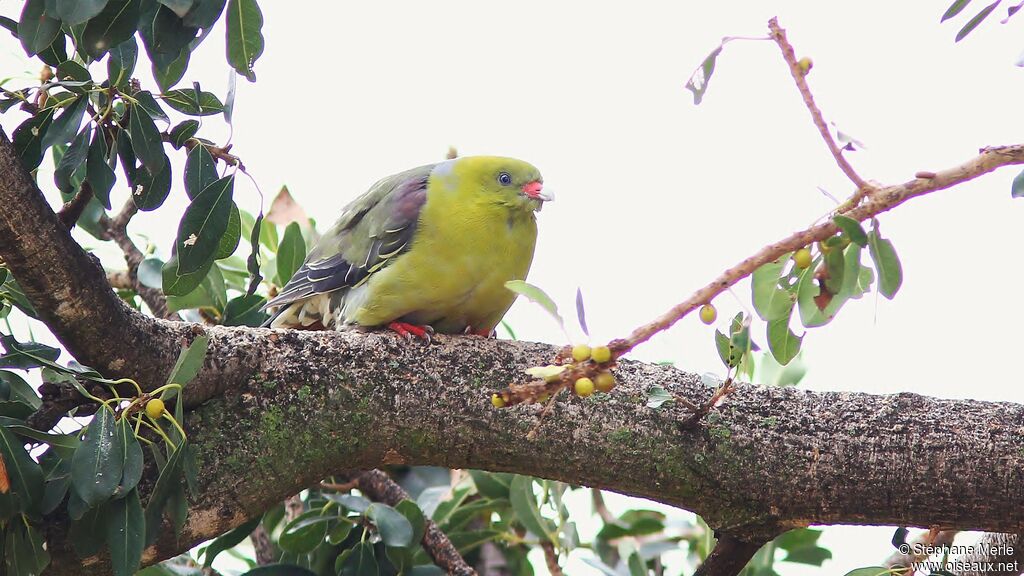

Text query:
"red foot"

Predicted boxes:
[[388, 322, 434, 343]]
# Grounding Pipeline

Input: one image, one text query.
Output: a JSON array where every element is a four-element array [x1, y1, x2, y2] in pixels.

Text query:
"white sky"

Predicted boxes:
[[2, 1, 1022, 574]]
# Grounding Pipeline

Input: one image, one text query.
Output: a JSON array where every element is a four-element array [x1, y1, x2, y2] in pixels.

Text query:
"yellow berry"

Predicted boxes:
[[491, 393, 506, 408], [699, 304, 717, 325], [571, 344, 591, 363], [591, 345, 612, 364], [574, 377, 595, 397], [793, 248, 812, 269], [817, 240, 831, 254], [145, 398, 165, 419], [798, 57, 813, 75], [595, 371, 615, 393]]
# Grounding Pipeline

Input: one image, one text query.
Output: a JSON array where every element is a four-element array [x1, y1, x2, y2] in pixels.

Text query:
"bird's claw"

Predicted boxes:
[[388, 322, 434, 344]]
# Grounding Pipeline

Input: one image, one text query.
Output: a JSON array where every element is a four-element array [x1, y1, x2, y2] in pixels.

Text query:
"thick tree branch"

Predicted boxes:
[[693, 534, 765, 576], [31, 325, 1024, 575]]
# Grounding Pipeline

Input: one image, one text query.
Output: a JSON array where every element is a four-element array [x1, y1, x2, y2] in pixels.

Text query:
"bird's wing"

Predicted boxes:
[[262, 163, 434, 311]]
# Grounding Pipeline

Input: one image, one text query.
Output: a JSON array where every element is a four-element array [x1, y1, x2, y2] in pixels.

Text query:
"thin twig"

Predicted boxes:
[[768, 17, 870, 193], [164, 133, 245, 171], [319, 479, 359, 493], [591, 489, 619, 525], [541, 542, 564, 576], [249, 524, 277, 566], [98, 199, 180, 321]]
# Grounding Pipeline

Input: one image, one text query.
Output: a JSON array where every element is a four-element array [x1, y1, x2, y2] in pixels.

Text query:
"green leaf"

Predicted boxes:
[[326, 520, 353, 545], [627, 549, 646, 576], [85, 0, 141, 60], [226, 0, 264, 81], [797, 243, 867, 327], [164, 334, 209, 389], [337, 542, 378, 576], [245, 211, 264, 295], [767, 316, 803, 366], [130, 150, 173, 211], [54, 124, 91, 194], [0, 336, 60, 370], [51, 0, 111, 25], [5, 519, 50, 576], [276, 221, 306, 285], [86, 128, 116, 209], [0, 427, 44, 513], [183, 0, 226, 28], [134, 90, 170, 125], [646, 385, 674, 408], [41, 95, 87, 151], [1013, 168, 1024, 198], [942, 0, 973, 21], [823, 248, 846, 294], [184, 143, 217, 199], [12, 110, 56, 170], [240, 566, 317, 576], [162, 255, 214, 302], [55, 61, 94, 93], [222, 294, 267, 326], [162, 88, 224, 115], [71, 405, 121, 507], [203, 515, 261, 567], [175, 175, 235, 275], [596, 509, 665, 541], [158, 0, 195, 17], [41, 452, 73, 514], [18, 0, 61, 56], [751, 255, 795, 321], [106, 488, 145, 576], [366, 502, 414, 547], [128, 102, 168, 174], [154, 46, 189, 91], [504, 280, 563, 328], [70, 500, 108, 555], [956, 0, 999, 40], [278, 510, 331, 554], [868, 227, 902, 299], [509, 475, 556, 543], [113, 417, 143, 497], [144, 443, 185, 545], [469, 470, 512, 500], [169, 119, 199, 149], [216, 203, 241, 259], [832, 215, 868, 247], [842, 569, 890, 576], [685, 45, 723, 105], [138, 1, 198, 70]]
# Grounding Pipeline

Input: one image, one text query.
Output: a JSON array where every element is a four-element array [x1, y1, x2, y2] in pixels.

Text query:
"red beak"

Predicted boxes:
[[522, 181, 552, 201]]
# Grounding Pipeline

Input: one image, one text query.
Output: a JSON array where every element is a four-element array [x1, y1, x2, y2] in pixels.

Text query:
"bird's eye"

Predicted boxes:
[[498, 172, 512, 186]]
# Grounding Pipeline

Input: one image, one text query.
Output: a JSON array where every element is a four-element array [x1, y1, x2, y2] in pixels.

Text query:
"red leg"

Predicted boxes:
[[388, 322, 434, 343]]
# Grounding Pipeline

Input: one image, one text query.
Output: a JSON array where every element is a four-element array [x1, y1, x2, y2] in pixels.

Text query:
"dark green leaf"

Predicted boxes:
[[70, 500, 107, 555], [113, 417, 143, 497], [627, 550, 646, 576], [245, 211, 263, 295], [162, 88, 224, 115], [783, 545, 832, 566], [337, 542, 377, 576], [767, 316, 803, 366], [86, 128, 116, 209], [71, 405, 121, 506], [36, 33, 69, 66], [596, 509, 665, 541], [367, 502, 414, 547], [18, 0, 61, 56], [797, 243, 868, 327], [891, 527, 909, 548], [956, 0, 999, 40], [184, 143, 216, 199], [240, 565, 317, 576], [685, 45, 723, 105], [4, 518, 50, 576], [175, 175, 235, 275], [509, 475, 555, 542], [868, 227, 902, 299], [0, 335, 60, 370], [226, 0, 264, 81], [41, 452, 72, 514], [54, 61, 94, 93], [0, 427, 44, 513], [54, 124, 91, 194], [52, 0, 110, 25], [469, 470, 512, 500], [85, 0, 140, 60], [41, 95, 87, 151], [106, 488, 145, 576], [328, 493, 371, 513], [278, 511, 332, 553], [203, 515, 261, 567], [164, 335, 209, 392], [823, 248, 845, 294], [158, 0, 194, 17], [138, 0, 198, 70], [0, 16, 16, 37], [276, 221, 306, 285], [392, 499, 425, 547], [134, 90, 170, 125], [326, 520, 354, 545], [11, 109, 56, 170], [128, 102, 168, 174], [832, 215, 868, 247], [1, 419, 79, 453], [751, 256, 795, 321], [842, 569, 890, 576], [942, 0, 973, 21], [162, 253, 212, 299], [130, 154, 173, 211], [183, 0, 226, 28], [216, 203, 241, 259], [169, 119, 199, 149], [1012, 167, 1024, 198], [222, 293, 267, 326], [154, 46, 189, 91], [144, 443, 185, 545]]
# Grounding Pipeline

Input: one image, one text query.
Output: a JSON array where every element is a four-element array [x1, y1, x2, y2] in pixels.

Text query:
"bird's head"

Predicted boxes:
[[441, 156, 553, 212]]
